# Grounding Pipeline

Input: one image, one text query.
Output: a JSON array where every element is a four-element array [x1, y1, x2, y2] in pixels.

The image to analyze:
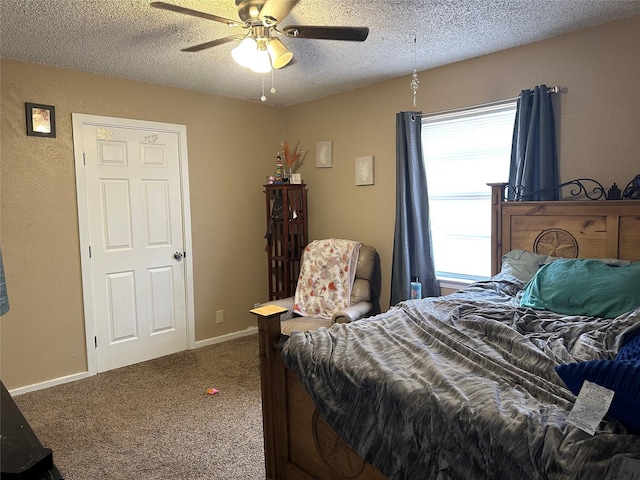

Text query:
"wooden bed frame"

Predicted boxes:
[[252, 183, 640, 480]]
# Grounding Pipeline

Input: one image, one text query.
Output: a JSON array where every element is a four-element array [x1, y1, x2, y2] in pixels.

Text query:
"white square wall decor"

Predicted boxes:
[[355, 155, 374, 186], [316, 140, 333, 168]]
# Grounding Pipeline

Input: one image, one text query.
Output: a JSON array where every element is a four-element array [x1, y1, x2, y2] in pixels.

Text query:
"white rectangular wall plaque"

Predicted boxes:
[[316, 140, 333, 168], [355, 155, 374, 186]]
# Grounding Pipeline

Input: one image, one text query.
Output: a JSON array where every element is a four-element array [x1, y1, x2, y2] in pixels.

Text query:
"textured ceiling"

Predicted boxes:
[[2, 0, 640, 106]]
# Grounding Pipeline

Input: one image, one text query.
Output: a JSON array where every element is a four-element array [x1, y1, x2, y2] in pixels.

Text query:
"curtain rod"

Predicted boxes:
[[412, 86, 561, 120]]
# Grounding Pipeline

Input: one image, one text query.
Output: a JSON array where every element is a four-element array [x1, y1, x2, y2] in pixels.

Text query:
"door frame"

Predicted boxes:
[[72, 113, 196, 375]]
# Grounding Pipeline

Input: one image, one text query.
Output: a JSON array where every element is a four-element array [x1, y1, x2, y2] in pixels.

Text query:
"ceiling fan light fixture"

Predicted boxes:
[[152, 0, 370, 99], [267, 38, 293, 69], [249, 46, 272, 73], [231, 36, 258, 68]]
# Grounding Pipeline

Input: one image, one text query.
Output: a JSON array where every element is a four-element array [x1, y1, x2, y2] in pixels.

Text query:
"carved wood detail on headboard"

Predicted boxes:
[[533, 229, 578, 258]]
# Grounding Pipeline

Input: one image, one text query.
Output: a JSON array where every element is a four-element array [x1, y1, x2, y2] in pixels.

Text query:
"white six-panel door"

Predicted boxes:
[[73, 114, 194, 373]]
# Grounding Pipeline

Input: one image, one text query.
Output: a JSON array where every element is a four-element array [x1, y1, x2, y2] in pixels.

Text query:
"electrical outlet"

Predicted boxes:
[[216, 310, 224, 324]]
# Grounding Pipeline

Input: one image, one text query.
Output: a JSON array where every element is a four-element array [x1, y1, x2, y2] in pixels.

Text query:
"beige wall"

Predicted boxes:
[[2, 15, 638, 390], [1, 60, 282, 389], [285, 15, 640, 310]]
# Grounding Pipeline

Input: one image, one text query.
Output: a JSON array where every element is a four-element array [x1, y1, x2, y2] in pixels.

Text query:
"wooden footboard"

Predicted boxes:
[[253, 310, 386, 480]]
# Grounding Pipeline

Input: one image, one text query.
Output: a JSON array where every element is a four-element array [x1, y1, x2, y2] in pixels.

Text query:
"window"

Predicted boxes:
[[422, 101, 516, 280]]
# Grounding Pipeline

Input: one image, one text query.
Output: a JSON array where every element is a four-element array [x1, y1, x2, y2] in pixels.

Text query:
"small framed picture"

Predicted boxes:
[[355, 155, 375, 186], [290, 173, 302, 184], [316, 140, 333, 168], [25, 102, 56, 138]]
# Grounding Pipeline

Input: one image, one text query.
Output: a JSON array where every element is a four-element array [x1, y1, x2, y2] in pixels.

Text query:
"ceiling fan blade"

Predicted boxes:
[[259, 0, 299, 26], [182, 34, 246, 52], [282, 25, 369, 41], [150, 2, 244, 28]]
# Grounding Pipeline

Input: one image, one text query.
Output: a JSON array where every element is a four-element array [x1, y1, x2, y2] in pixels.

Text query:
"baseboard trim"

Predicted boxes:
[[192, 326, 258, 348], [10, 371, 94, 396], [10, 327, 259, 396]]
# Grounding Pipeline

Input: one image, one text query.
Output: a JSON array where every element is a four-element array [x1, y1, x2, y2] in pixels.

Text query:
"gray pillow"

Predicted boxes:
[[501, 249, 551, 282]]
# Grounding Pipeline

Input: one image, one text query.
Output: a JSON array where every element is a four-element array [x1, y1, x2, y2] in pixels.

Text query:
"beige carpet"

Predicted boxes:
[[13, 335, 265, 480]]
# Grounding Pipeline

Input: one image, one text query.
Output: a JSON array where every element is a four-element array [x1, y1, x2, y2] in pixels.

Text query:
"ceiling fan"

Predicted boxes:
[[150, 0, 370, 72]]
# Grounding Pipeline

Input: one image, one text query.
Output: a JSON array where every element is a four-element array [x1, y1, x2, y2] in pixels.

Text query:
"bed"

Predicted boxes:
[[253, 182, 640, 480]]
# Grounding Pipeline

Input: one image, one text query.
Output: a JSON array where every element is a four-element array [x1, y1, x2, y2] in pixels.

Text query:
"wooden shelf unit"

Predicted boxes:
[[264, 184, 308, 300]]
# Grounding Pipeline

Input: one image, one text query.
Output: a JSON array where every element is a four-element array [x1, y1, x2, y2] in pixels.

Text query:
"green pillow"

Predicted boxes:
[[520, 259, 640, 318], [501, 249, 630, 283]]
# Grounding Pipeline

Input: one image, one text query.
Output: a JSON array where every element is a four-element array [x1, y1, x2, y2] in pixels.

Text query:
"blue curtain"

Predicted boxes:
[[508, 85, 559, 200], [390, 112, 438, 306]]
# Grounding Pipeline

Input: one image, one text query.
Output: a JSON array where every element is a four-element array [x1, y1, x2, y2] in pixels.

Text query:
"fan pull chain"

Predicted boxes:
[[271, 69, 277, 94], [261, 74, 267, 102]]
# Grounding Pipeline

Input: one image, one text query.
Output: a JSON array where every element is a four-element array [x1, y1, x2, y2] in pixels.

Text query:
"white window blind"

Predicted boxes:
[[422, 101, 516, 280]]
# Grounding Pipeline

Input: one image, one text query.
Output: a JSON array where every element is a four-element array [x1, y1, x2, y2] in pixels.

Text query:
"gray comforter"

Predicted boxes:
[[282, 273, 640, 480]]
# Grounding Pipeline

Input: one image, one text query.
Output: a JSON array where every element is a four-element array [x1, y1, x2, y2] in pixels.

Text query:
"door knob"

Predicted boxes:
[[173, 251, 184, 261]]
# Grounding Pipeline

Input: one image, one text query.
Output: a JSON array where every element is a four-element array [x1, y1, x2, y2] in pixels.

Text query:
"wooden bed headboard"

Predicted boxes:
[[489, 183, 640, 275]]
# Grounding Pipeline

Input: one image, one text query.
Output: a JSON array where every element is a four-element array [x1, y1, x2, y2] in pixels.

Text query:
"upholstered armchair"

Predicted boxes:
[[263, 242, 380, 335]]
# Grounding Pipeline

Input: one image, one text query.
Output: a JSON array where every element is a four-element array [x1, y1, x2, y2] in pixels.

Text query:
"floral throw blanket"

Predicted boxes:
[[294, 239, 362, 319]]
